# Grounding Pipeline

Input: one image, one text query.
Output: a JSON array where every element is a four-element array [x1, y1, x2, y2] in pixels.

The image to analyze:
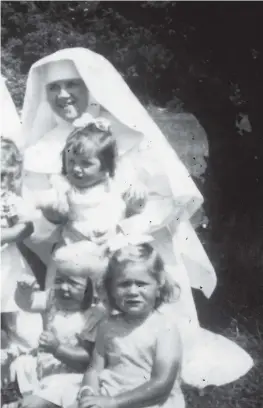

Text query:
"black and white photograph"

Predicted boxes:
[[1, 2, 262, 408]]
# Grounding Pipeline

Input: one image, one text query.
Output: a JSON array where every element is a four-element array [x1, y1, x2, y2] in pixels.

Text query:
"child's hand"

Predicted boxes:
[[39, 328, 60, 354], [17, 276, 40, 296], [90, 228, 114, 246], [1, 221, 34, 245], [1, 350, 9, 366], [15, 198, 41, 223], [79, 395, 117, 408], [124, 182, 148, 216]]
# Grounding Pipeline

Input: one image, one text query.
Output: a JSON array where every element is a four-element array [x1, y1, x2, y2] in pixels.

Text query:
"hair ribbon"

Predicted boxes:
[[108, 231, 154, 253], [73, 113, 111, 133]]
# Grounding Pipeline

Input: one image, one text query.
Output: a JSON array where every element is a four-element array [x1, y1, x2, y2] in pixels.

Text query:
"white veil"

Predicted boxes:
[[22, 47, 216, 297], [1, 76, 22, 146]]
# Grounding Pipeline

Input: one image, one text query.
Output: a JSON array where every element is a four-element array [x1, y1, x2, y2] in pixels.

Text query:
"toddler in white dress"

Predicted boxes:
[[11, 243, 106, 408], [1, 138, 43, 374], [33, 116, 147, 288]]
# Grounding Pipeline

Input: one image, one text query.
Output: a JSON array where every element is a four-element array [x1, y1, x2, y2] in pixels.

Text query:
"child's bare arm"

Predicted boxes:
[[78, 323, 106, 406], [81, 348, 104, 391], [1, 222, 34, 246], [52, 340, 93, 372], [14, 279, 47, 312]]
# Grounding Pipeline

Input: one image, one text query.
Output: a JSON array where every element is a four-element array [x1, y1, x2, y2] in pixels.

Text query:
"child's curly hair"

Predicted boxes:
[[1, 137, 23, 175], [61, 123, 117, 178], [103, 242, 180, 311]]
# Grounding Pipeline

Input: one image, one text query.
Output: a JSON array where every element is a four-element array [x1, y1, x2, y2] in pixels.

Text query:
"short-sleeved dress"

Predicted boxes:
[[1, 188, 41, 313], [96, 309, 185, 408], [39, 176, 127, 288], [1, 189, 44, 359], [13, 291, 106, 407], [40, 175, 126, 246]]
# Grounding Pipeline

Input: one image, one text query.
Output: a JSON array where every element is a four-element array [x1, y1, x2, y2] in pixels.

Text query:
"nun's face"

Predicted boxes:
[[46, 78, 88, 122]]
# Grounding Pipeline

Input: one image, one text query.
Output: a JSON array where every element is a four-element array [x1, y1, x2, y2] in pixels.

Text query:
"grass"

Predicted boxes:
[[186, 217, 263, 408]]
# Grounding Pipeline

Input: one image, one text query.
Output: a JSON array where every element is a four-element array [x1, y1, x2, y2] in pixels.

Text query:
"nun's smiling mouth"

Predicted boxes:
[[57, 99, 75, 108], [46, 78, 89, 122], [57, 100, 79, 119]]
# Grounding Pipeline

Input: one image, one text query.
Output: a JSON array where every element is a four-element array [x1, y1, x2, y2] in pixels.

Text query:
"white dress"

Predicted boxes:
[[1, 77, 44, 355], [1, 188, 44, 357], [36, 175, 127, 288], [1, 240, 42, 359], [42, 176, 126, 246], [1, 187, 41, 315], [13, 292, 106, 407], [96, 310, 185, 408]]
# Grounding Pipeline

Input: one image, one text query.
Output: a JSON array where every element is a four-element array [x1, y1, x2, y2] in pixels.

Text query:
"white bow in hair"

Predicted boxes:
[[73, 112, 111, 132], [108, 232, 153, 253]]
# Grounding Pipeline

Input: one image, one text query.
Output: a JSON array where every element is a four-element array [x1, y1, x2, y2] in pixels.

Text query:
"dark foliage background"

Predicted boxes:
[[1, 2, 263, 406]]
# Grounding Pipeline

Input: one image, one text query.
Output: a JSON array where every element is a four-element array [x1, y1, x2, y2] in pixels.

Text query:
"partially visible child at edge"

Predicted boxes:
[[77, 242, 184, 408], [11, 242, 106, 408], [34, 115, 148, 289], [1, 137, 45, 383]]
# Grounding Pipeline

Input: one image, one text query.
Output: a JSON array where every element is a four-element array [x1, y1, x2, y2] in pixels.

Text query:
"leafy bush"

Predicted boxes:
[[1, 1, 175, 109]]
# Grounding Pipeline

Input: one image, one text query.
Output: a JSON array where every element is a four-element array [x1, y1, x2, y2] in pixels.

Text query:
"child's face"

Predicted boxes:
[[1, 164, 22, 192], [46, 78, 88, 122], [54, 269, 88, 309], [111, 263, 160, 319], [65, 144, 106, 189]]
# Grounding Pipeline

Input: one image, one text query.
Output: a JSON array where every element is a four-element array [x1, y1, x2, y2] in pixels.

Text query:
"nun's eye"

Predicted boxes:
[[66, 80, 80, 89], [47, 83, 60, 92]]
